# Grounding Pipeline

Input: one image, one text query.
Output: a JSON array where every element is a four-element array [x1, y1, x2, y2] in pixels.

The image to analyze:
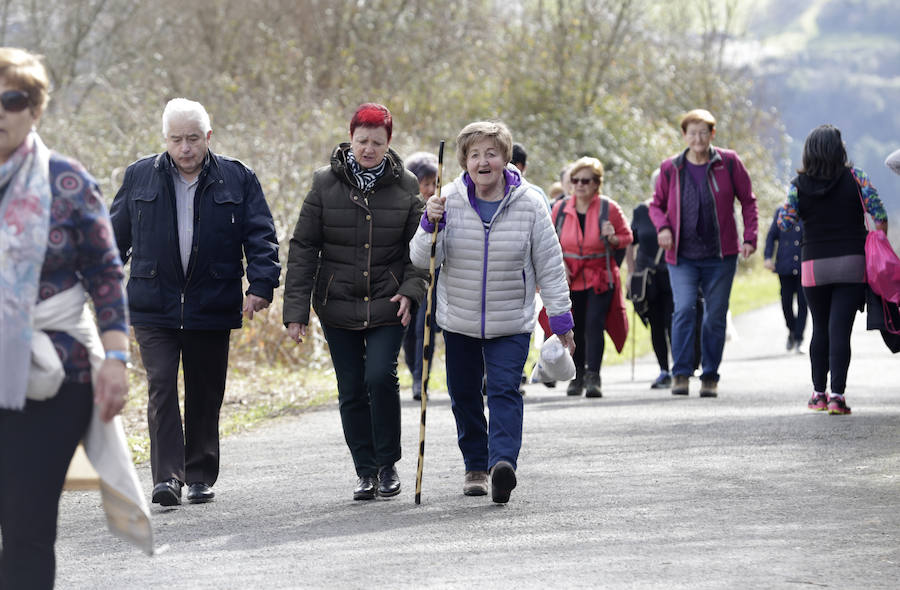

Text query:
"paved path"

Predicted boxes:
[[56, 304, 900, 589]]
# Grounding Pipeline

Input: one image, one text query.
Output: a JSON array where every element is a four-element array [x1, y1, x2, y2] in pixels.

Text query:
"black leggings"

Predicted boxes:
[[803, 283, 865, 394], [571, 288, 613, 376], [645, 272, 674, 372], [0, 382, 93, 590]]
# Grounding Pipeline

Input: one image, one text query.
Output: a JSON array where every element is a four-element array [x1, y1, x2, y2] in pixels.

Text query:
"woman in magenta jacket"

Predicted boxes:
[[649, 109, 758, 398]]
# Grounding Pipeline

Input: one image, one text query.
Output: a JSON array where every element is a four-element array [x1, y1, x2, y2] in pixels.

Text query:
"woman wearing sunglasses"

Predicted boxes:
[[0, 48, 131, 588], [284, 103, 428, 501], [552, 156, 633, 398]]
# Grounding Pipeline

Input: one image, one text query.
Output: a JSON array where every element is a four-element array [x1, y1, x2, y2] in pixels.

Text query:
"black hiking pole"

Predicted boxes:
[[631, 299, 636, 381], [415, 140, 444, 505]]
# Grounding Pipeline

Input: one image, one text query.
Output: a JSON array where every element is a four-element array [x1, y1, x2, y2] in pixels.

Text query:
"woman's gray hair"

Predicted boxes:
[[162, 98, 212, 136], [405, 151, 438, 181], [456, 121, 513, 170]]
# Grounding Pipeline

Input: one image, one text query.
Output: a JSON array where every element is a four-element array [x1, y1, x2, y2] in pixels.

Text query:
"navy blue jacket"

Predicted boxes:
[[763, 207, 802, 276], [110, 151, 280, 330]]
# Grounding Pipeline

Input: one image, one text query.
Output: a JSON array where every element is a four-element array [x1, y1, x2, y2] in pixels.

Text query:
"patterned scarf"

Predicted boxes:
[[345, 148, 387, 193], [0, 130, 53, 410]]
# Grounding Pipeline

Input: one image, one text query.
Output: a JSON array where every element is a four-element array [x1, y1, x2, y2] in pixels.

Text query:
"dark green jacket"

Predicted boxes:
[[283, 144, 427, 329]]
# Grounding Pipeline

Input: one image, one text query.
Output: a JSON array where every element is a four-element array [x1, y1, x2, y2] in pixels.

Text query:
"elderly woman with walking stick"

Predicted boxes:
[[409, 121, 574, 504], [284, 103, 427, 501]]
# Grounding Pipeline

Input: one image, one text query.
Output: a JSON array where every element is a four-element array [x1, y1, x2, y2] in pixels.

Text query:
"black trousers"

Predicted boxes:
[[321, 324, 405, 477], [570, 288, 614, 377], [646, 270, 674, 372], [0, 382, 93, 590], [133, 326, 230, 486], [779, 273, 808, 342]]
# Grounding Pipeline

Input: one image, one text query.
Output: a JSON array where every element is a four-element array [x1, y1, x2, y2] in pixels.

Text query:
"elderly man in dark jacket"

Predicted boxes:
[[764, 206, 806, 351], [110, 98, 280, 506]]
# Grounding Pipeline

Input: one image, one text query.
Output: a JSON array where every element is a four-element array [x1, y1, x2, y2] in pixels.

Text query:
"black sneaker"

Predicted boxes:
[[566, 378, 583, 396]]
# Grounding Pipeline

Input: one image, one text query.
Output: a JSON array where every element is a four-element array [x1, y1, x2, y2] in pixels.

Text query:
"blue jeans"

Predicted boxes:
[[321, 324, 405, 476], [442, 330, 531, 471], [668, 255, 737, 381]]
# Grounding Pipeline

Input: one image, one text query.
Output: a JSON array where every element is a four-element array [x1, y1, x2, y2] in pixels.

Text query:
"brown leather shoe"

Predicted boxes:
[[671, 375, 690, 396], [699, 378, 718, 398], [463, 471, 489, 496]]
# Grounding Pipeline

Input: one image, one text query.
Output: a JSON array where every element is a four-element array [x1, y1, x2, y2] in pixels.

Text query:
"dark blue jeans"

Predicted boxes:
[[443, 330, 531, 472], [322, 324, 405, 477], [668, 255, 738, 381]]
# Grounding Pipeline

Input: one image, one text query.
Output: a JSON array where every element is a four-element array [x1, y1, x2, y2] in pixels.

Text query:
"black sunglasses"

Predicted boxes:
[[571, 177, 597, 185], [1, 90, 30, 113]]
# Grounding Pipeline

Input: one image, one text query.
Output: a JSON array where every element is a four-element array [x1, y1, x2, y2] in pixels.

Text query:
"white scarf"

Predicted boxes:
[[0, 131, 52, 410]]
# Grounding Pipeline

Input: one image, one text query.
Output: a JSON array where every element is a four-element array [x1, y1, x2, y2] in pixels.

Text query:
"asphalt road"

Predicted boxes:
[[55, 303, 900, 589]]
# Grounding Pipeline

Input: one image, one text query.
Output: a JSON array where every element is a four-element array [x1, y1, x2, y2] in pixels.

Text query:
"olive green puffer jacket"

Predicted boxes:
[[283, 144, 427, 329]]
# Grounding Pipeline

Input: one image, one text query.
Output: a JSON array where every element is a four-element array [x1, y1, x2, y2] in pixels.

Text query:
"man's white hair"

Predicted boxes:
[[162, 98, 211, 136]]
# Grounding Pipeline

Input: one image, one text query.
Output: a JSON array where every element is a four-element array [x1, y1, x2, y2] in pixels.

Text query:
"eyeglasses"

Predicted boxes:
[[686, 130, 711, 139], [0, 89, 30, 113], [571, 177, 597, 185]]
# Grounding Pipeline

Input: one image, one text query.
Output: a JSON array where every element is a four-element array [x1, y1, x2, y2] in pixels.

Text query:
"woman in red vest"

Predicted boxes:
[[552, 157, 632, 397]]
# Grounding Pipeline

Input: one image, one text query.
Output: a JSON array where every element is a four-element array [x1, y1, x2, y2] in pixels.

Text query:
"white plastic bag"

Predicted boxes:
[[529, 334, 576, 383]]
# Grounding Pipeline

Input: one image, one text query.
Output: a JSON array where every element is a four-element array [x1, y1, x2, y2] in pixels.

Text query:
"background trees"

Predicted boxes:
[[3, 0, 790, 363]]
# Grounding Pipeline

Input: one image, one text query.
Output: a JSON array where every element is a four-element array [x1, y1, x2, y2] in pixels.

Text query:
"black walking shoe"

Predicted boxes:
[[566, 378, 583, 396], [671, 375, 689, 396], [187, 482, 215, 503], [490, 461, 517, 504], [584, 371, 602, 398], [353, 475, 377, 500], [377, 464, 401, 497], [151, 478, 182, 506]]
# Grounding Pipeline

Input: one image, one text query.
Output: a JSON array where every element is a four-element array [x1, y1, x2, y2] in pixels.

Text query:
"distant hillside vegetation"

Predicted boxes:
[[747, 0, 900, 243]]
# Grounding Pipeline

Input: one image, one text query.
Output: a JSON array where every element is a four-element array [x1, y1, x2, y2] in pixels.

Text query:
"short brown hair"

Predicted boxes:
[[455, 121, 513, 170], [680, 108, 716, 133], [0, 47, 50, 115], [568, 156, 604, 185]]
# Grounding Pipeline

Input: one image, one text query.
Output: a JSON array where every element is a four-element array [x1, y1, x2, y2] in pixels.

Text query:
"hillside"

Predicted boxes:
[[744, 0, 900, 240]]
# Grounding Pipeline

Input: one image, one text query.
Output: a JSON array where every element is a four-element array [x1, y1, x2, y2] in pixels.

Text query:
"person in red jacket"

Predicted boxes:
[[649, 109, 758, 398], [552, 156, 632, 397]]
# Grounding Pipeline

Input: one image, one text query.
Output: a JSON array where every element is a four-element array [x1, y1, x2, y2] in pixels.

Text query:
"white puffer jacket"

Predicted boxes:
[[409, 169, 571, 339]]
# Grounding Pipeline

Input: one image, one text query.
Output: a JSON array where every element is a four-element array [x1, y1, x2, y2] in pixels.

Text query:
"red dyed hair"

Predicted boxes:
[[350, 102, 393, 141]]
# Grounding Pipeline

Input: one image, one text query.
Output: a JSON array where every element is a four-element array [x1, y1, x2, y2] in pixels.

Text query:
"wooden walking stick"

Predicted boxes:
[[415, 140, 444, 505]]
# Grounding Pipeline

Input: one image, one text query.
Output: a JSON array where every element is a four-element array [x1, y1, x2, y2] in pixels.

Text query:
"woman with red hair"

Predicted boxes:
[[283, 103, 427, 501]]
